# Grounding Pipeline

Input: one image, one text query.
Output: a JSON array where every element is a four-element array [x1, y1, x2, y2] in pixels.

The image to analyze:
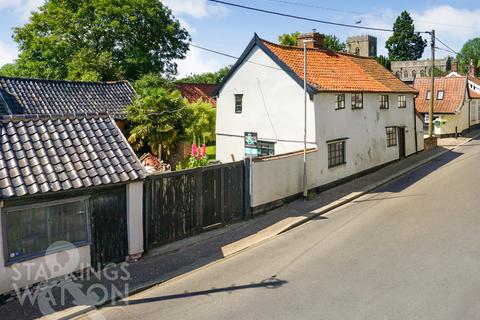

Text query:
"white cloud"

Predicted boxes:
[[0, 0, 43, 20], [175, 46, 224, 78], [0, 40, 18, 66], [162, 0, 228, 19], [412, 5, 480, 54]]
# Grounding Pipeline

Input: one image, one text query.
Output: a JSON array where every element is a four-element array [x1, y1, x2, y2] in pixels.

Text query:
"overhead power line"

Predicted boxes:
[[207, 0, 396, 32]]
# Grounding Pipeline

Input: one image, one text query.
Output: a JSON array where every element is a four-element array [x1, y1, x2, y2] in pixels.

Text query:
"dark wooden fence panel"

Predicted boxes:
[[144, 161, 246, 251], [90, 186, 128, 270]]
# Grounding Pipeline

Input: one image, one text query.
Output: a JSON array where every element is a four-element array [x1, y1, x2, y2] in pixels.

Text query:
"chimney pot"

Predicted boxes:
[[469, 59, 477, 77], [297, 32, 325, 49]]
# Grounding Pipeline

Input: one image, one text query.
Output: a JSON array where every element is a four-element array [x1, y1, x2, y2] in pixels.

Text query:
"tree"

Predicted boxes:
[[184, 100, 216, 146], [278, 32, 346, 51], [127, 74, 187, 159], [0, 63, 25, 77], [457, 38, 480, 76], [376, 55, 391, 71], [10, 0, 189, 81], [385, 11, 427, 61], [278, 32, 300, 46], [178, 66, 231, 85]]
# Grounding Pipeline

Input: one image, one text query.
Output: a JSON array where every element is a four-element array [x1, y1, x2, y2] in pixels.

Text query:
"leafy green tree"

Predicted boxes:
[[457, 38, 480, 76], [127, 74, 187, 158], [376, 55, 391, 70], [385, 11, 427, 61], [11, 0, 189, 81], [278, 32, 301, 46], [324, 35, 346, 52], [184, 100, 216, 146], [178, 66, 231, 85], [278, 32, 346, 51], [0, 63, 25, 77]]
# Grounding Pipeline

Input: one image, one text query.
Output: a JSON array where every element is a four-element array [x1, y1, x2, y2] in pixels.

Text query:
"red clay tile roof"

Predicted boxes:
[[414, 77, 467, 114], [177, 83, 216, 106], [261, 39, 417, 94]]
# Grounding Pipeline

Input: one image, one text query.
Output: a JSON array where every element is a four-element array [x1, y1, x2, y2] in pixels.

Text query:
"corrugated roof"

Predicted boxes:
[[414, 77, 467, 114], [261, 39, 417, 94], [177, 83, 217, 106], [0, 113, 145, 199], [0, 77, 135, 119]]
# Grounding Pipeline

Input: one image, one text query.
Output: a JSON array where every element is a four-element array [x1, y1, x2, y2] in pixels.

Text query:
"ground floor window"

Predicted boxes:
[[327, 140, 346, 168], [257, 141, 275, 156], [3, 198, 89, 264], [386, 127, 397, 147]]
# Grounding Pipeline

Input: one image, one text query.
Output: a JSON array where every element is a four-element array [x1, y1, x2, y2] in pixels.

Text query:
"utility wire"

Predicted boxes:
[[207, 0, 397, 32]]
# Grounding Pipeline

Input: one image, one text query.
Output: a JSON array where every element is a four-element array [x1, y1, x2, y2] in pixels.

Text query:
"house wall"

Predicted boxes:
[[127, 181, 143, 256], [470, 99, 480, 128], [0, 205, 91, 294], [431, 101, 470, 136], [216, 46, 316, 163], [252, 92, 419, 207]]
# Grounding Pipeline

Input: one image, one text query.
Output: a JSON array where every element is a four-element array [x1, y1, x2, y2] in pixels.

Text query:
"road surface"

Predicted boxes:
[[82, 139, 480, 320]]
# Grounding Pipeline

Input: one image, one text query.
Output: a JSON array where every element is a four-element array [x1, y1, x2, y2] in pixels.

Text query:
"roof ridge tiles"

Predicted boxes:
[[0, 112, 110, 122]]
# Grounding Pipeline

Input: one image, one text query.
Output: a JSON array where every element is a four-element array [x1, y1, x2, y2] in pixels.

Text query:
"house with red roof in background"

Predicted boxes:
[[177, 83, 217, 106], [414, 65, 480, 137]]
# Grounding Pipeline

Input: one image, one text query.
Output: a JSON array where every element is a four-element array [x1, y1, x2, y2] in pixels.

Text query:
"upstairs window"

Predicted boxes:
[[426, 90, 431, 100], [437, 90, 444, 100], [351, 93, 363, 109], [379, 95, 389, 109], [235, 94, 243, 113], [398, 95, 407, 108], [335, 94, 345, 110]]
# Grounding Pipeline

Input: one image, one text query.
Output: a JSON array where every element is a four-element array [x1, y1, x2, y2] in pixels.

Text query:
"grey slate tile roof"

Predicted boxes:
[[0, 113, 146, 199], [0, 77, 135, 119]]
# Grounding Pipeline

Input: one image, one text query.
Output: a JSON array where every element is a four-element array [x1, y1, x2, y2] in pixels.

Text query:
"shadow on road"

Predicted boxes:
[[114, 277, 288, 306]]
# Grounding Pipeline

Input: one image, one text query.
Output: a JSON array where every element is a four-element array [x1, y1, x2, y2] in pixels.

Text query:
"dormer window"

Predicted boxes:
[[426, 90, 431, 100], [437, 90, 444, 100]]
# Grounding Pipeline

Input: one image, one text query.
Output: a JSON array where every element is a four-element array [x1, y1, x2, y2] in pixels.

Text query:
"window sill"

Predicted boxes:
[[4, 241, 91, 266], [351, 108, 363, 110], [328, 162, 346, 169], [387, 144, 397, 148]]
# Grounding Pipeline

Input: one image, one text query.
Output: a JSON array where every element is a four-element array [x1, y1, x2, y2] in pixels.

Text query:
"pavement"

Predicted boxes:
[[2, 132, 479, 320], [79, 133, 480, 320]]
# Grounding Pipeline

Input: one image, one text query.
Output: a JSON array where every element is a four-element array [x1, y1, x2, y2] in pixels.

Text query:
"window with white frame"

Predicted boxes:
[[398, 95, 406, 108], [351, 93, 363, 109], [3, 198, 89, 263], [379, 95, 389, 109], [327, 140, 346, 168], [335, 94, 345, 110], [437, 90, 444, 100], [386, 127, 397, 147], [426, 90, 431, 100]]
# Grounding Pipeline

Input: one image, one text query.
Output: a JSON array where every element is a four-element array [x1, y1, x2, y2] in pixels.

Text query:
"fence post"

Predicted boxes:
[[143, 177, 150, 253], [195, 168, 204, 230], [220, 165, 226, 223], [243, 158, 252, 219]]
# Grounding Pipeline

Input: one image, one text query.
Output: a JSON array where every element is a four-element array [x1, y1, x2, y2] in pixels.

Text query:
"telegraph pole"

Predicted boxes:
[[428, 29, 435, 137]]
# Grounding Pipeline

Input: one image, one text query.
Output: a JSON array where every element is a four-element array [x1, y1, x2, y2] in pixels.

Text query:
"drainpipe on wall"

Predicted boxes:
[[413, 97, 418, 154]]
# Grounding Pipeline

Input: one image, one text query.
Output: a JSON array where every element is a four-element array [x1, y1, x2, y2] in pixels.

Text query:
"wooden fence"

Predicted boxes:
[[143, 161, 248, 251]]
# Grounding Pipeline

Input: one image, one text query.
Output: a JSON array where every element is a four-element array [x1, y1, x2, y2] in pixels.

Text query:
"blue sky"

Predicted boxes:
[[1, 0, 480, 78]]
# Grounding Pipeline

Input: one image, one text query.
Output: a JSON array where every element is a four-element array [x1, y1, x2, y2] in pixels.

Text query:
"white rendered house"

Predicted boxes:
[[215, 32, 423, 174]]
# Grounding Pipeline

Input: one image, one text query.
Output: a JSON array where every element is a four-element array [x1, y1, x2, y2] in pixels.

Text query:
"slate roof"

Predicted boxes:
[[0, 77, 135, 119], [0, 113, 146, 199], [414, 77, 468, 114], [177, 83, 217, 106]]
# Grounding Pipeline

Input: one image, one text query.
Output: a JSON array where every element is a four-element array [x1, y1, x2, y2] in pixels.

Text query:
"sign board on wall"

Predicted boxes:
[[244, 132, 258, 156]]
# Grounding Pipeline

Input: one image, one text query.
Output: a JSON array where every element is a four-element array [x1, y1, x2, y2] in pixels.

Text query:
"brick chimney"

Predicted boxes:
[[297, 32, 325, 49], [469, 59, 477, 77], [450, 59, 458, 73]]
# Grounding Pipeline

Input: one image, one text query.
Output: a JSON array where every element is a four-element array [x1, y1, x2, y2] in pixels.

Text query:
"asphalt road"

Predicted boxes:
[[82, 139, 480, 320]]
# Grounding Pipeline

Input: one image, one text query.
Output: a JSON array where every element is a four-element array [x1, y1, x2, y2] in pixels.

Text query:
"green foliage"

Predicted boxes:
[[278, 32, 346, 51], [376, 55, 391, 70], [385, 11, 427, 61], [278, 32, 301, 46], [178, 66, 231, 85], [127, 74, 187, 158], [10, 0, 189, 81], [176, 155, 209, 170], [0, 63, 25, 77], [184, 99, 216, 146], [457, 38, 480, 76], [324, 35, 346, 52], [433, 67, 446, 77]]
